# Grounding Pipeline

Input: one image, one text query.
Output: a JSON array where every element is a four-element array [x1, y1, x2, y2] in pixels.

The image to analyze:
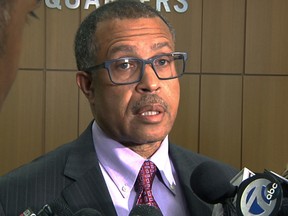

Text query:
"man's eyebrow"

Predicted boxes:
[[109, 42, 172, 55], [151, 42, 173, 50], [110, 45, 136, 55]]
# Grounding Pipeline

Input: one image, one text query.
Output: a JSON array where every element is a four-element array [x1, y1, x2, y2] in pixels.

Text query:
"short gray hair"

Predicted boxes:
[[74, 0, 175, 71]]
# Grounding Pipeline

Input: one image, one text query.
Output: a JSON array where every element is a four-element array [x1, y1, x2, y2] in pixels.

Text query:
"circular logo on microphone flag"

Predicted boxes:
[[236, 173, 283, 216]]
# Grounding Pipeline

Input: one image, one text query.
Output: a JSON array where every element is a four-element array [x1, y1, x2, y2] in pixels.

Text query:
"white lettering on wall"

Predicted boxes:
[[84, 0, 100, 9], [174, 0, 188, 13], [157, 0, 171, 12], [65, 0, 80, 9], [45, 0, 62, 9], [140, 0, 151, 3], [45, 0, 189, 13]]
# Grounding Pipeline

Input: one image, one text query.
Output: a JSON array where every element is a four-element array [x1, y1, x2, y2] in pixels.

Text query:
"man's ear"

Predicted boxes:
[[76, 71, 94, 102]]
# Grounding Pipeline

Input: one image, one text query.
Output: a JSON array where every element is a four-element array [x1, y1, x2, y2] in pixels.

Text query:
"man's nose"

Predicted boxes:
[[135, 64, 160, 94]]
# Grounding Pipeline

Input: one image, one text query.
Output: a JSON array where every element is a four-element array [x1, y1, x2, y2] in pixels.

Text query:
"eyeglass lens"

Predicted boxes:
[[109, 53, 185, 84]]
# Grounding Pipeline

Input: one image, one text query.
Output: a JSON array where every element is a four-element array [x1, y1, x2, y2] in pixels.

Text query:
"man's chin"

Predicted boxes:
[[120, 136, 165, 147]]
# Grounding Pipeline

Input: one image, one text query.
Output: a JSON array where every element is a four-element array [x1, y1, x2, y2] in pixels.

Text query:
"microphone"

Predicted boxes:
[[264, 170, 288, 216], [73, 208, 102, 216], [129, 205, 163, 216], [236, 172, 283, 216], [278, 197, 288, 216], [190, 161, 244, 216], [19, 208, 37, 216], [46, 198, 73, 216], [190, 161, 286, 216], [190, 161, 238, 204], [20, 198, 73, 216], [36, 204, 54, 216]]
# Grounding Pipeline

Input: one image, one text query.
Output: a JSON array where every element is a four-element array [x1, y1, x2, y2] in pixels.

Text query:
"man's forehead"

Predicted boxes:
[[109, 42, 173, 55], [96, 17, 172, 40], [97, 17, 168, 30]]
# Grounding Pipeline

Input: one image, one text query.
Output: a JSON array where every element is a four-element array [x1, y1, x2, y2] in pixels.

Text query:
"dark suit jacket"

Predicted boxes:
[[0, 124, 237, 216]]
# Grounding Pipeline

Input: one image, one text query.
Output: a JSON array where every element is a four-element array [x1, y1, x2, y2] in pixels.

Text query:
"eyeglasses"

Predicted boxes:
[[83, 52, 187, 85]]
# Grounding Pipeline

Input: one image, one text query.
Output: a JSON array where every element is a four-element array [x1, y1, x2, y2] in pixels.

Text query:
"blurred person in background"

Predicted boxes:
[[0, 0, 41, 110]]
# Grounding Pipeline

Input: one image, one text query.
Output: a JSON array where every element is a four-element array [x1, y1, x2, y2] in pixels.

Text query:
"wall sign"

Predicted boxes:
[[45, 0, 189, 13]]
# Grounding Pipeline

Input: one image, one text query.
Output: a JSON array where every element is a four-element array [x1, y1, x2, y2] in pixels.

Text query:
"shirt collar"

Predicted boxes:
[[91, 121, 176, 198]]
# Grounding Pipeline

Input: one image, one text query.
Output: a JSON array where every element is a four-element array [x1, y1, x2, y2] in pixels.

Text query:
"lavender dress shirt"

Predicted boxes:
[[92, 121, 189, 216]]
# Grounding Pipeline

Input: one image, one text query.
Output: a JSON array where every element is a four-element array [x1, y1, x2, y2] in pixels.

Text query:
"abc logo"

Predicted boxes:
[[236, 173, 283, 216]]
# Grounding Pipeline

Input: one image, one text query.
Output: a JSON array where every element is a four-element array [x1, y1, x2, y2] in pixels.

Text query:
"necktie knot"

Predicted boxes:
[[135, 160, 159, 208]]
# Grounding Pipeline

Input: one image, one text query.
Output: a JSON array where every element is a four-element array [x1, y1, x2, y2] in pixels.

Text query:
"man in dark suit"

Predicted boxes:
[[0, 1, 237, 215]]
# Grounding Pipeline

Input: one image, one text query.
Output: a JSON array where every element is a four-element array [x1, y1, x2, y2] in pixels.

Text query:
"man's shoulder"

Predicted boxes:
[[169, 143, 238, 177], [0, 124, 98, 214], [0, 140, 74, 184], [169, 143, 213, 164], [0, 123, 93, 182], [0, 141, 76, 214]]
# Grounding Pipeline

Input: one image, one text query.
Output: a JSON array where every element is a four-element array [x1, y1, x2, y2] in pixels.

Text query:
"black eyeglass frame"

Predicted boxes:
[[83, 52, 188, 85]]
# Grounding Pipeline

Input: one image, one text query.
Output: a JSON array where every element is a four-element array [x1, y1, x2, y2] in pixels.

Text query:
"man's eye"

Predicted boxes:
[[155, 58, 170, 67], [159, 59, 168, 66], [114, 60, 137, 71], [119, 63, 131, 70]]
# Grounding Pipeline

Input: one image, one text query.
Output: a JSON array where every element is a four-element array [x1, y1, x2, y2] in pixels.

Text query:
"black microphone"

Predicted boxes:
[[235, 173, 283, 216], [190, 161, 238, 204], [278, 197, 288, 216], [190, 161, 240, 216], [129, 205, 163, 216], [73, 208, 102, 216], [37, 204, 54, 216], [190, 161, 285, 216], [264, 170, 288, 216], [20, 198, 74, 216], [36, 198, 73, 216], [19, 208, 37, 216], [47, 198, 73, 216]]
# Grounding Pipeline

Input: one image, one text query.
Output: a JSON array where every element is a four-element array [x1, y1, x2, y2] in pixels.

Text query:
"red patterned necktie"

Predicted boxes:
[[135, 160, 159, 208]]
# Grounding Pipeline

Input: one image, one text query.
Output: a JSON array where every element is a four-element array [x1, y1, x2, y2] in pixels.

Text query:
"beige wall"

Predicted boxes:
[[1, 0, 288, 175]]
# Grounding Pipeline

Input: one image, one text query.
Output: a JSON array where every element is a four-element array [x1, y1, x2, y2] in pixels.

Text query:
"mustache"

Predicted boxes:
[[131, 94, 168, 112]]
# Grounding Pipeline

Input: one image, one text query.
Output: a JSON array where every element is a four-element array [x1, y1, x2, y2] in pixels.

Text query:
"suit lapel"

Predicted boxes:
[[169, 144, 213, 216], [59, 126, 212, 215], [61, 124, 117, 216]]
